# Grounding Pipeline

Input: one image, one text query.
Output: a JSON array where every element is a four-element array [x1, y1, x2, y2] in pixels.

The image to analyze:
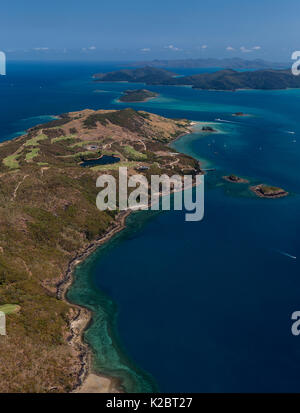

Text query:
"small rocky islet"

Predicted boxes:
[[201, 126, 217, 132], [223, 175, 288, 198], [223, 174, 249, 183], [250, 184, 288, 199], [119, 89, 158, 103]]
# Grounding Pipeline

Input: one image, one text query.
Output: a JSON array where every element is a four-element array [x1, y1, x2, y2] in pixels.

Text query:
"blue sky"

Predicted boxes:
[[1, 0, 298, 61]]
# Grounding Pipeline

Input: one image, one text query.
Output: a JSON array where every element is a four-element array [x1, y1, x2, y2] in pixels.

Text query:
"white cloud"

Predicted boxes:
[[240, 45, 262, 53], [164, 44, 181, 51], [201, 45, 208, 49], [33, 47, 49, 51], [81, 46, 96, 52], [240, 46, 252, 53], [226, 46, 235, 51], [140, 48, 151, 52]]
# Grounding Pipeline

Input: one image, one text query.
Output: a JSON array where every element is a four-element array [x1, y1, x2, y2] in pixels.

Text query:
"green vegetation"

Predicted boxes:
[[0, 107, 196, 392], [62, 150, 98, 160], [260, 185, 285, 194], [51, 134, 77, 144], [24, 133, 48, 147], [25, 148, 40, 161], [224, 174, 248, 183], [123, 145, 147, 161], [3, 152, 21, 169], [71, 140, 100, 147], [94, 66, 175, 83], [83, 108, 144, 132], [91, 161, 138, 171], [251, 184, 288, 198], [94, 66, 300, 91], [30, 114, 71, 130], [119, 89, 158, 102], [0, 304, 20, 314]]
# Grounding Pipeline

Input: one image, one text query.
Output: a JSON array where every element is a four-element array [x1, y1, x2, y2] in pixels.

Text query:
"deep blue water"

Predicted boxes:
[[1, 61, 300, 392]]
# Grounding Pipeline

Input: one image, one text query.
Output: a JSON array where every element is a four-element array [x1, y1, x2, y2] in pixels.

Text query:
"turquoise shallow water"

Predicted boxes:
[[68, 74, 300, 392], [1, 62, 300, 392]]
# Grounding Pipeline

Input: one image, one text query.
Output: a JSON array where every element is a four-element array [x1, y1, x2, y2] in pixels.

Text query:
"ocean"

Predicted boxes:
[[1, 61, 300, 392]]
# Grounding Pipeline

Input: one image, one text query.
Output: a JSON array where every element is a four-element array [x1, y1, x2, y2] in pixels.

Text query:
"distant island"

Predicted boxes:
[[94, 66, 300, 91], [129, 57, 288, 70], [93, 66, 175, 84], [223, 174, 249, 183], [119, 89, 158, 102], [250, 184, 288, 198]]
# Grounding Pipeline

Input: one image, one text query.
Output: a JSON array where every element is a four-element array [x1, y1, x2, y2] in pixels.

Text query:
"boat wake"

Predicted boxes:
[[274, 249, 297, 260], [214, 118, 241, 125], [215, 118, 235, 123]]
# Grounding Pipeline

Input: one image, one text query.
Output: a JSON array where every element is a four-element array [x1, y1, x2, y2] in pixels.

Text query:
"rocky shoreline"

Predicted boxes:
[[56, 124, 198, 393], [54, 116, 289, 393], [223, 174, 249, 184], [250, 184, 288, 199], [118, 89, 158, 103], [56, 210, 132, 393]]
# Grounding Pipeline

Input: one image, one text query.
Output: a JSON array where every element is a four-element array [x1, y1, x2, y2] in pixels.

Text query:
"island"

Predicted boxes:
[[119, 89, 158, 103], [93, 66, 176, 84], [223, 174, 249, 183], [94, 66, 300, 91], [232, 112, 250, 117], [250, 184, 288, 198], [0, 107, 200, 393], [201, 126, 217, 132], [130, 57, 287, 70]]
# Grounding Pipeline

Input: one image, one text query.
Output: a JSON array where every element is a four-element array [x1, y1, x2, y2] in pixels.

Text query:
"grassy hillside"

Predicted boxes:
[[0, 108, 199, 392]]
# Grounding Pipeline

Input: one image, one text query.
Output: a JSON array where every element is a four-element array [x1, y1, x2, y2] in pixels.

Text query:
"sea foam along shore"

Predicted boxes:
[[56, 210, 132, 393]]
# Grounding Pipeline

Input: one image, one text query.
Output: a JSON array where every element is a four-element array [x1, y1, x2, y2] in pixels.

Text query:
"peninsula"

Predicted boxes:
[[0, 106, 288, 393], [0, 108, 199, 393]]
